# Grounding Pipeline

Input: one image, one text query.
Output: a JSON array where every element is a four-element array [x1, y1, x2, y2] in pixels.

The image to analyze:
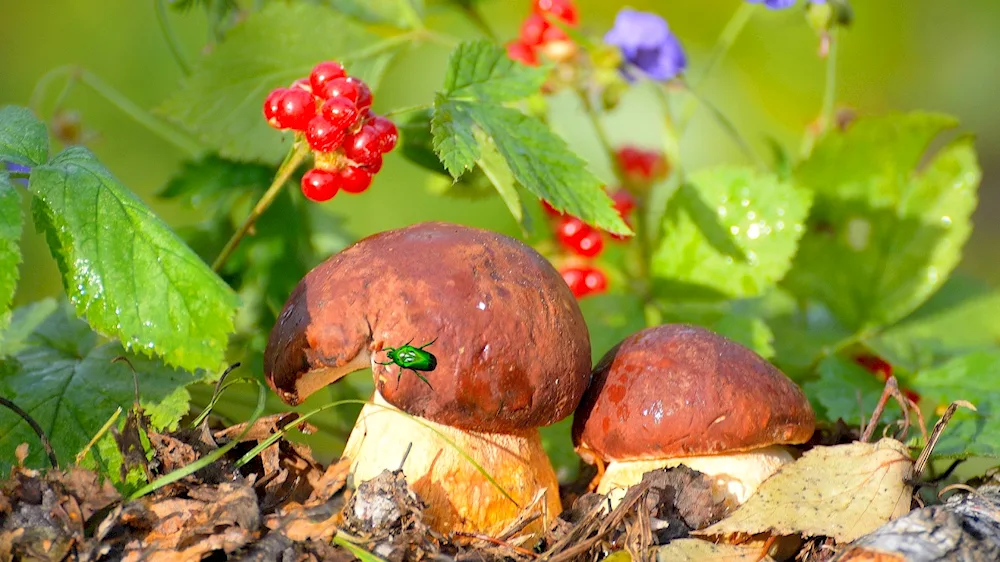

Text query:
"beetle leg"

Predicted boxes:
[[413, 370, 433, 389], [418, 337, 438, 349]]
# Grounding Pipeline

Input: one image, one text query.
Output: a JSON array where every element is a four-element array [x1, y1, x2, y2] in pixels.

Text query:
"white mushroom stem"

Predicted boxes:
[[342, 391, 562, 538], [599, 446, 795, 509]]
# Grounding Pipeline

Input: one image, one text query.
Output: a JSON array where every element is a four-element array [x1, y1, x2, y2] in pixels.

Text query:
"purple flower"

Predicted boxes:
[[3, 162, 30, 186], [604, 9, 687, 82]]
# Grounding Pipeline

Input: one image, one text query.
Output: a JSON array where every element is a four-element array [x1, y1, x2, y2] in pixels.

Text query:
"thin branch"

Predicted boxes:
[[0, 395, 59, 469]]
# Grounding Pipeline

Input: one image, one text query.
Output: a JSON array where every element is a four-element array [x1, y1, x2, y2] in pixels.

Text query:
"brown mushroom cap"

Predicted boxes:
[[264, 221, 592, 433], [572, 324, 815, 461]]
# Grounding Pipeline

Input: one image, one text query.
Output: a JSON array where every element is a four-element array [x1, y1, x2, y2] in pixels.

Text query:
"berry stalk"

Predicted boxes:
[[211, 142, 311, 272]]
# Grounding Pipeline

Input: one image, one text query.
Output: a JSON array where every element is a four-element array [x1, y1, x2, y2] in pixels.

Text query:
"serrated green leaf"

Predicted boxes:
[[0, 180, 22, 335], [804, 355, 889, 424], [445, 102, 629, 234], [475, 130, 530, 231], [868, 276, 1000, 371], [911, 350, 1000, 458], [0, 303, 205, 472], [652, 167, 812, 299], [440, 40, 547, 103], [0, 105, 49, 167], [28, 146, 239, 372], [784, 114, 980, 331], [326, 0, 424, 28], [431, 97, 479, 176], [159, 2, 404, 162], [159, 154, 273, 205]]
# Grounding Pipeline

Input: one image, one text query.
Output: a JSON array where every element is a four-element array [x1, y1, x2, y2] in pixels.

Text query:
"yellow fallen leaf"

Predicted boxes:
[[697, 438, 913, 543], [653, 539, 776, 561]]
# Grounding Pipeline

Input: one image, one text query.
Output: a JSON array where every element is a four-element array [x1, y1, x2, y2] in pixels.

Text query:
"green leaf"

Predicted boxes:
[[326, 0, 424, 29], [159, 153, 273, 205], [398, 109, 449, 176], [0, 298, 57, 357], [804, 355, 888, 424], [440, 40, 548, 103], [652, 167, 812, 299], [431, 41, 628, 235], [159, 2, 404, 162], [28, 146, 239, 372], [0, 303, 206, 472], [0, 105, 49, 167], [868, 276, 1000, 370], [0, 180, 22, 335], [784, 114, 980, 331], [710, 314, 775, 360], [475, 131, 530, 232], [911, 350, 1000, 458]]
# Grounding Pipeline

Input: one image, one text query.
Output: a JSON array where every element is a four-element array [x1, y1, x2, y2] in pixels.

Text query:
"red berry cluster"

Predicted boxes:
[[263, 61, 398, 202], [543, 188, 635, 299], [616, 146, 669, 185], [853, 353, 922, 405], [506, 0, 579, 66]]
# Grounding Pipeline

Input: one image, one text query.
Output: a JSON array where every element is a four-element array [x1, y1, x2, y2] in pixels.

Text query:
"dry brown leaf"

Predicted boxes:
[[653, 538, 777, 561], [698, 438, 913, 543]]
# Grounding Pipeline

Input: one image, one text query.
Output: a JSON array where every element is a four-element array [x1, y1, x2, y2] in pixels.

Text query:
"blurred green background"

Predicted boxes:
[[2, 0, 998, 467]]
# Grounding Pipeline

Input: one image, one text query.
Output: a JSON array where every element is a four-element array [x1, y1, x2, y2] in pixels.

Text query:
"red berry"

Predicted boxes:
[[272, 88, 316, 131], [370, 116, 398, 153], [309, 61, 346, 93], [575, 230, 604, 257], [320, 77, 372, 111], [337, 166, 373, 194], [557, 216, 603, 257], [365, 154, 384, 174], [506, 40, 539, 66], [263, 88, 286, 123], [320, 97, 360, 131], [291, 78, 312, 92], [583, 268, 608, 294], [611, 189, 636, 216], [301, 168, 339, 202], [520, 14, 549, 46], [533, 0, 578, 25], [854, 353, 893, 380], [542, 24, 569, 43], [560, 267, 588, 297], [305, 115, 346, 152], [343, 124, 381, 167], [617, 146, 668, 182]]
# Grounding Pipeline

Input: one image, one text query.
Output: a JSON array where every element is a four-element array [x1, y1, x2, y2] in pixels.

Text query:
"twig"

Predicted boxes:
[[0, 396, 59, 469], [76, 407, 123, 465], [453, 531, 539, 557], [860, 376, 910, 443], [914, 401, 977, 477], [212, 143, 309, 272]]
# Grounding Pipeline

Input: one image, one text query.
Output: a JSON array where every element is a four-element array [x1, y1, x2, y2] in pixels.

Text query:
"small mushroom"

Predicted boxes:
[[572, 324, 815, 508], [264, 222, 592, 537]]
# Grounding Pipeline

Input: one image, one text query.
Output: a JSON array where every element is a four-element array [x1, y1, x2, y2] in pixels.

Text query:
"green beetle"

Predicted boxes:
[[376, 337, 438, 388]]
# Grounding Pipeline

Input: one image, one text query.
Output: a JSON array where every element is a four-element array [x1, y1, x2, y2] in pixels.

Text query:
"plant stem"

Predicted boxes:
[[680, 82, 765, 169], [692, 3, 755, 91], [211, 143, 310, 272], [383, 103, 433, 118], [8, 172, 29, 180], [29, 65, 203, 157], [154, 0, 192, 75], [819, 28, 840, 133]]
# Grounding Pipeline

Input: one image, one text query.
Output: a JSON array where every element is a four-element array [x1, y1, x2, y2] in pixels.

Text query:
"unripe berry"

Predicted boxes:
[[309, 61, 347, 93], [320, 96, 361, 132], [301, 168, 339, 202], [305, 115, 346, 152], [337, 166, 373, 194], [272, 88, 316, 131], [343, 124, 381, 167]]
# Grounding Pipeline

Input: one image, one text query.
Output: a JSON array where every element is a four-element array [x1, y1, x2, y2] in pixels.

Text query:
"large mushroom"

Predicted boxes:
[[264, 222, 592, 537], [572, 324, 815, 507]]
